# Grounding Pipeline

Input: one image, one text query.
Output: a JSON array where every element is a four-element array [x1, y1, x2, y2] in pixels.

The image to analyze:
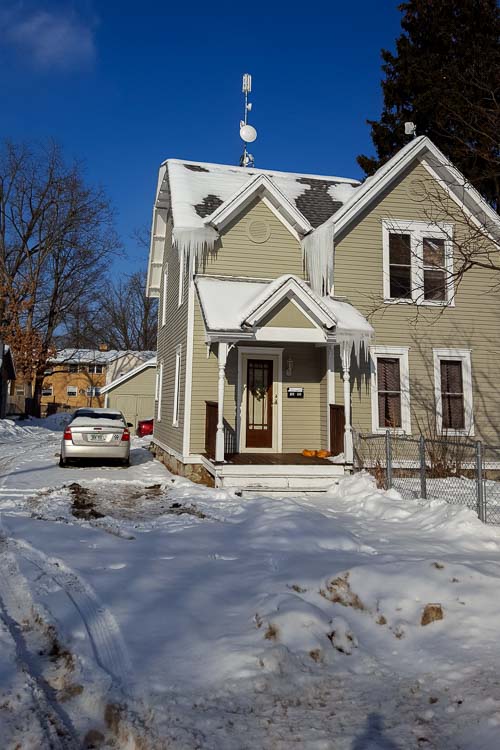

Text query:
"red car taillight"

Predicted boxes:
[[63, 427, 72, 441], [121, 429, 130, 442]]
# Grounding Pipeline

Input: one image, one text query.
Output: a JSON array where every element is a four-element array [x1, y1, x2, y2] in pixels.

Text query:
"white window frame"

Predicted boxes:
[[433, 348, 473, 436], [41, 386, 53, 397], [382, 220, 454, 306], [370, 346, 411, 434], [66, 385, 78, 398], [157, 361, 164, 422], [161, 265, 168, 326], [178, 249, 184, 307], [172, 345, 182, 427]]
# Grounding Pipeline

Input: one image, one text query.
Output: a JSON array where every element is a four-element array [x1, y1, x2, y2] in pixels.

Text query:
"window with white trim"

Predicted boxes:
[[370, 346, 411, 433], [156, 361, 163, 422], [162, 265, 168, 326], [433, 349, 473, 435], [41, 386, 53, 397], [383, 220, 454, 305], [66, 385, 78, 397], [178, 249, 184, 307], [172, 345, 181, 427]]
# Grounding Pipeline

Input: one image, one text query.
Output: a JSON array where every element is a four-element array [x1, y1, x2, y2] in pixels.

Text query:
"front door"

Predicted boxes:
[[246, 359, 273, 449]]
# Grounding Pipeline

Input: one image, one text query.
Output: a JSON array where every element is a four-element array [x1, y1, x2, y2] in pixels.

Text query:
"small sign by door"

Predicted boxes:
[[287, 387, 304, 398]]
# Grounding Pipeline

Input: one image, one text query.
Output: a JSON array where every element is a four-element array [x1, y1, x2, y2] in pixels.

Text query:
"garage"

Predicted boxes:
[[100, 356, 156, 430]]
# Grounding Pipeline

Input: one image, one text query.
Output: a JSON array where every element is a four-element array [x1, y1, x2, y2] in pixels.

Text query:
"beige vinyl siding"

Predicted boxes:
[[261, 299, 316, 328], [334, 160, 500, 443], [281, 343, 325, 451], [154, 222, 188, 454], [199, 198, 306, 279], [189, 299, 328, 453]]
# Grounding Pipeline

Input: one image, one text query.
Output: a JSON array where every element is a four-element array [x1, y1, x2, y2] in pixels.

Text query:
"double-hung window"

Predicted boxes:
[[383, 220, 453, 305], [370, 346, 411, 433], [433, 349, 473, 435], [156, 362, 163, 422], [162, 265, 169, 326], [67, 385, 78, 398], [172, 345, 182, 427]]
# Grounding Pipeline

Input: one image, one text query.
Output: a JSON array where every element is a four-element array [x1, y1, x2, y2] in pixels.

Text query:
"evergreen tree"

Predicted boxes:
[[358, 0, 500, 210]]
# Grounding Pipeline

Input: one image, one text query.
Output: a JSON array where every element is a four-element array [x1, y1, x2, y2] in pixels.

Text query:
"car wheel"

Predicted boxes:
[[121, 458, 130, 468], [59, 455, 67, 468]]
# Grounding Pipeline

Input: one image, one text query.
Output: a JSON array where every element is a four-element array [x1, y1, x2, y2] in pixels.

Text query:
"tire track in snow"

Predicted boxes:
[[0, 542, 80, 748], [10, 537, 133, 689]]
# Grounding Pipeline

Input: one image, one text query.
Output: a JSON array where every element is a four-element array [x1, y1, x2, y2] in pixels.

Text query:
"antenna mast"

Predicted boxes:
[[239, 73, 257, 167]]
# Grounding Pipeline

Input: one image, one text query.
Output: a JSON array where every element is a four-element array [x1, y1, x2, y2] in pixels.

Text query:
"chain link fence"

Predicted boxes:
[[354, 431, 500, 525]]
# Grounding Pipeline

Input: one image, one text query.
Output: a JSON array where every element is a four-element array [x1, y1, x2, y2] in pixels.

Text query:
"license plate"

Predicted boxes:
[[88, 434, 106, 442]]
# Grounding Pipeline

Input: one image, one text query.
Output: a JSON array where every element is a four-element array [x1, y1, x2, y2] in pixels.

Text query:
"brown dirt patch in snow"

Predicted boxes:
[[69, 483, 106, 520], [264, 623, 279, 641], [320, 573, 366, 611], [421, 603, 444, 626]]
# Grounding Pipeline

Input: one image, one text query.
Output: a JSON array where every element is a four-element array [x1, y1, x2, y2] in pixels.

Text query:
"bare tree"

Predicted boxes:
[[60, 268, 158, 351], [0, 140, 120, 412]]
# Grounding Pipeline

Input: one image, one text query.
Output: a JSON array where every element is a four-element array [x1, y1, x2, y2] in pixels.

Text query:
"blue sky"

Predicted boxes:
[[0, 0, 403, 272]]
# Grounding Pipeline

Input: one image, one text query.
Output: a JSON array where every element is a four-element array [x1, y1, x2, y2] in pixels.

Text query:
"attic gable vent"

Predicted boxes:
[[247, 218, 271, 244]]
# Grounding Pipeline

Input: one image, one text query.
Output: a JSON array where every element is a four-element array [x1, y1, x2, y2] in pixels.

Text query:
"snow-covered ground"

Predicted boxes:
[[1, 416, 500, 748]]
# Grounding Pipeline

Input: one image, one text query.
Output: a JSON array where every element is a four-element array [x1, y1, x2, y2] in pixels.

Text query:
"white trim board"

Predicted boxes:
[[332, 136, 500, 239], [182, 255, 196, 456], [206, 173, 312, 236]]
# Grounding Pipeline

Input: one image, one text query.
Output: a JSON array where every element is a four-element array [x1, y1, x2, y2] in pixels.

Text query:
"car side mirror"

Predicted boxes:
[[127, 422, 133, 427]]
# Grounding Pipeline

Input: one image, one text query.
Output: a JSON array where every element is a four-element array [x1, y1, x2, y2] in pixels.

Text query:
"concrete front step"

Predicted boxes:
[[201, 459, 348, 492]]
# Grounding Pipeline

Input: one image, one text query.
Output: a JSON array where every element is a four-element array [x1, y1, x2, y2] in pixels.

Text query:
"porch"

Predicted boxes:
[[194, 274, 373, 491]]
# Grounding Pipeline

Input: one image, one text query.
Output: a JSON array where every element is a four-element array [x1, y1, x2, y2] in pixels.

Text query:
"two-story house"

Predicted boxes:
[[146, 136, 500, 491]]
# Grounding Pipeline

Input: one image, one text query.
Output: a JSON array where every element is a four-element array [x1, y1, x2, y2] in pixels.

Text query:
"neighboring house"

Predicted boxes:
[[40, 348, 156, 414], [105, 350, 156, 384], [146, 137, 500, 491], [100, 356, 157, 429], [0, 345, 16, 419]]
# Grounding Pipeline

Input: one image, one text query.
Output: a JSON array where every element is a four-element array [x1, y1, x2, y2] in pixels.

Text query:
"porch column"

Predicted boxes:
[[215, 342, 228, 462], [341, 341, 353, 463]]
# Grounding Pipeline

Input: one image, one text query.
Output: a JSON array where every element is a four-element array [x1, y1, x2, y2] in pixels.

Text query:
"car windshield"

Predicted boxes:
[[73, 411, 123, 421]]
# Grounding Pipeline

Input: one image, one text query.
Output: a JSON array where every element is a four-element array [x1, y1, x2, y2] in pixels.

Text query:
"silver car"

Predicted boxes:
[[59, 408, 132, 467]]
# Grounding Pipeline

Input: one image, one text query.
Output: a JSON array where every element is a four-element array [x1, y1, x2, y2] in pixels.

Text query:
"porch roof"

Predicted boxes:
[[195, 274, 374, 349]]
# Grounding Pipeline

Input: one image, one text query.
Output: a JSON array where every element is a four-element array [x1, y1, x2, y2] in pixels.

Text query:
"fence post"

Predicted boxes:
[[476, 440, 485, 523], [385, 430, 393, 489], [419, 435, 427, 499]]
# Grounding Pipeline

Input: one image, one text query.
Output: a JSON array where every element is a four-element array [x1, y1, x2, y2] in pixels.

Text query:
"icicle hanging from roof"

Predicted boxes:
[[301, 222, 334, 296], [172, 226, 219, 268]]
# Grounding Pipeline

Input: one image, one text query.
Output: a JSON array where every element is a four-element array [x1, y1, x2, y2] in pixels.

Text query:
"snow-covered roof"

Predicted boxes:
[[163, 159, 360, 232], [49, 349, 157, 365], [100, 356, 157, 394], [195, 275, 373, 349]]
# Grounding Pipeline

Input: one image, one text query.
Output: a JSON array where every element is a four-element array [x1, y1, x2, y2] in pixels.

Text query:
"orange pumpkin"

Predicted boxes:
[[317, 449, 331, 459], [302, 449, 317, 457]]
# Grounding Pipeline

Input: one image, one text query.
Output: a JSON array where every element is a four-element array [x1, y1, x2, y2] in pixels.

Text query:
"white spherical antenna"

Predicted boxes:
[[240, 124, 257, 143]]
